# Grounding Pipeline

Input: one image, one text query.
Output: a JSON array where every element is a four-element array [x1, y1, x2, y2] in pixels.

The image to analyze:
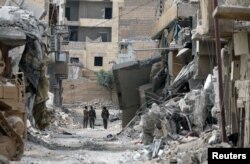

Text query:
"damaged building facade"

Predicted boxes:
[[114, 0, 161, 127], [0, 0, 51, 160], [57, 0, 160, 104], [118, 0, 159, 63], [60, 0, 122, 73], [115, 0, 250, 153], [56, 0, 124, 103]]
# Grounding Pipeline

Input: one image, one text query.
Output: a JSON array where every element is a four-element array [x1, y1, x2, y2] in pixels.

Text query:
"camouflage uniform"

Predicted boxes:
[[101, 106, 109, 129], [89, 106, 96, 129], [83, 106, 89, 128]]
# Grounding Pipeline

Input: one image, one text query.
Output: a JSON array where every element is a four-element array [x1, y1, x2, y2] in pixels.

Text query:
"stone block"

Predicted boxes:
[[233, 32, 249, 56], [231, 60, 240, 81]]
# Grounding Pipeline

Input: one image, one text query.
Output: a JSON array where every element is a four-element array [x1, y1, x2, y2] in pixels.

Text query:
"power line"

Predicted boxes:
[[91, 0, 155, 27]]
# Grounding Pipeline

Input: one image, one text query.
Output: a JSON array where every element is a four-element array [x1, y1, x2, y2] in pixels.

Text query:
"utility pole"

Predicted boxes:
[[48, 2, 68, 107], [213, 0, 227, 142]]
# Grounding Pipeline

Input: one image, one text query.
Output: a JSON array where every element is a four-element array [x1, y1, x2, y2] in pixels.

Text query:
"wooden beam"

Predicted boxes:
[[213, 6, 250, 21]]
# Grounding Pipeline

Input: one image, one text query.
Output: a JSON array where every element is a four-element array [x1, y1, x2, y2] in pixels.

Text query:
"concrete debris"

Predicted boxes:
[[152, 138, 163, 158], [165, 60, 195, 95], [204, 74, 213, 91], [214, 142, 232, 148], [176, 48, 192, 65], [0, 6, 45, 41], [179, 98, 190, 113], [104, 134, 117, 141], [110, 117, 121, 122], [62, 131, 72, 135], [47, 106, 81, 133], [141, 112, 161, 145], [46, 92, 54, 108], [117, 66, 230, 163], [208, 132, 220, 145], [192, 90, 207, 131]]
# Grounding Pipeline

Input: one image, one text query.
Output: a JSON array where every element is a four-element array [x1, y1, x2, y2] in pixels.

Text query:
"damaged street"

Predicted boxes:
[[13, 101, 142, 164], [1, 0, 250, 164]]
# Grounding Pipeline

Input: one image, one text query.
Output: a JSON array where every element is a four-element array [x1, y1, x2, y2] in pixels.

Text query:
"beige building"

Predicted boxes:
[[58, 0, 124, 103], [118, 39, 159, 63], [118, 0, 159, 63], [60, 0, 124, 76], [0, 0, 47, 13]]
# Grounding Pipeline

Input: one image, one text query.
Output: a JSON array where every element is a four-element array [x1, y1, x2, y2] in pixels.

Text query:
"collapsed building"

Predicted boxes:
[[114, 0, 250, 161]]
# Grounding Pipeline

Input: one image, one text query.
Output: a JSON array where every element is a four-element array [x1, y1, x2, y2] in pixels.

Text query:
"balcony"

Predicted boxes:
[[79, 18, 113, 27], [63, 19, 80, 26], [61, 41, 86, 51]]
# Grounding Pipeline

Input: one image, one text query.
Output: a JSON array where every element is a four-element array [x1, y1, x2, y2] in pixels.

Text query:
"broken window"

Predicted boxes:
[[69, 30, 78, 41], [105, 7, 112, 19], [120, 44, 128, 54], [70, 57, 79, 64], [65, 7, 70, 21], [94, 57, 103, 66], [99, 32, 108, 42]]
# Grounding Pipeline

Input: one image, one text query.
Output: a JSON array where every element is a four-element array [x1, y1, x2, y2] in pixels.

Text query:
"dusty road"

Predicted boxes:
[[11, 107, 144, 164]]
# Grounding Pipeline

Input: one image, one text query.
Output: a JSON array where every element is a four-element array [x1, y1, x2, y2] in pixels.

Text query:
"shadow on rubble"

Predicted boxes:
[[27, 131, 139, 152], [118, 60, 239, 161]]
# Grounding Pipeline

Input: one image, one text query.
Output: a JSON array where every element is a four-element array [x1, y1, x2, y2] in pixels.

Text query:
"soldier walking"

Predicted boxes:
[[101, 106, 109, 129], [89, 106, 96, 129], [83, 106, 89, 128]]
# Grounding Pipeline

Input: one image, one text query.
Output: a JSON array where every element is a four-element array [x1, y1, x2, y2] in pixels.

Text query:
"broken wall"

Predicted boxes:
[[197, 0, 232, 36], [62, 41, 118, 73], [168, 51, 183, 82], [133, 40, 159, 61], [119, 0, 157, 40], [118, 39, 159, 64], [69, 26, 112, 42], [62, 79, 118, 104], [234, 32, 250, 147], [193, 41, 216, 80], [113, 56, 161, 127]]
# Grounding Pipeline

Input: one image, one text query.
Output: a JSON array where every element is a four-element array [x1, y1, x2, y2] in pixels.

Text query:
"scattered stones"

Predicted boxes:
[[117, 68, 226, 163], [208, 130, 221, 145]]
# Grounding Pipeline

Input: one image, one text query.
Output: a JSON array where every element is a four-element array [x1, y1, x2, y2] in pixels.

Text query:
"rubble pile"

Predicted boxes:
[[47, 106, 81, 132], [119, 68, 234, 162], [120, 114, 142, 139]]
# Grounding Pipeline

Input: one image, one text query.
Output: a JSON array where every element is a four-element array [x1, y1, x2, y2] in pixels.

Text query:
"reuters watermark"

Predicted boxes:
[[208, 148, 250, 163]]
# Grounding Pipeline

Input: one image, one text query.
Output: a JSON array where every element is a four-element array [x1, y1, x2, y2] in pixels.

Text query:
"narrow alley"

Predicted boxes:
[[1, 0, 250, 164], [11, 102, 142, 164]]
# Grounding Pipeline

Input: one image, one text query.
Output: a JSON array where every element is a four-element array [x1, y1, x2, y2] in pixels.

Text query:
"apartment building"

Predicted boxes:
[[58, 0, 123, 103], [60, 0, 123, 78]]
